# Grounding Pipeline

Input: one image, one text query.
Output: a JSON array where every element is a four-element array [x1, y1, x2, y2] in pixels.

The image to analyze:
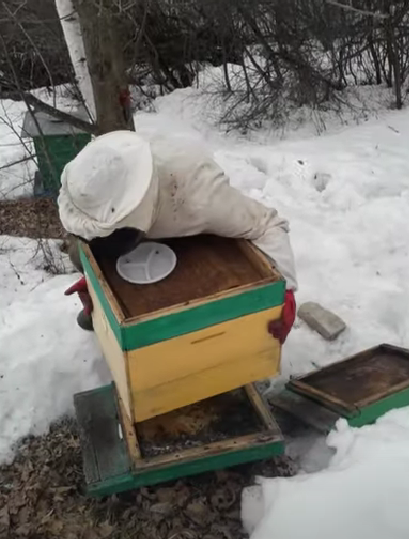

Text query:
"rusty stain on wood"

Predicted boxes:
[[190, 331, 226, 345]]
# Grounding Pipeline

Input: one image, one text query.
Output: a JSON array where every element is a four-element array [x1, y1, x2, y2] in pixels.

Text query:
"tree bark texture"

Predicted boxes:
[[72, 0, 135, 134]]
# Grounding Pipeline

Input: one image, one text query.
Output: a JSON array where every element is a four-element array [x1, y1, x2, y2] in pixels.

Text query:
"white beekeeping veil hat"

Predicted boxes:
[[58, 130, 155, 240]]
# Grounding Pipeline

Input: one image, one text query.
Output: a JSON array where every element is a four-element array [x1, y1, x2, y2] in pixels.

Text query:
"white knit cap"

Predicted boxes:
[[58, 130, 154, 240]]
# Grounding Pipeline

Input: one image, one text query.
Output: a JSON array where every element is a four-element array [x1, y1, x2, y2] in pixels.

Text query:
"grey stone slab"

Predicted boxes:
[[298, 301, 346, 341]]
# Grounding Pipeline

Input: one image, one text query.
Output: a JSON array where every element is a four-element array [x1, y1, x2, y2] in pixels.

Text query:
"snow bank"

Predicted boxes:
[[0, 100, 35, 199], [242, 409, 409, 539], [151, 64, 394, 144], [0, 237, 110, 462]]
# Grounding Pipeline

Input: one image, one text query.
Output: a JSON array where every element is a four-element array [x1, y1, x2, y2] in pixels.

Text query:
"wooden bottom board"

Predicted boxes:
[[74, 383, 283, 497]]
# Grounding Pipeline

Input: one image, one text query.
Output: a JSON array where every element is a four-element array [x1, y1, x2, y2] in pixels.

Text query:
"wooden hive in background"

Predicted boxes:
[[80, 235, 285, 423]]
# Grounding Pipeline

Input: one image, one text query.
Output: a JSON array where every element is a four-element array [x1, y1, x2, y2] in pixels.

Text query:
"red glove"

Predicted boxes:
[[267, 290, 296, 344], [64, 276, 93, 316]]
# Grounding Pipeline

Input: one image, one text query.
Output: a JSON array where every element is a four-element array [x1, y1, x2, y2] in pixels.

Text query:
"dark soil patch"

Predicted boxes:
[[0, 420, 294, 539], [0, 197, 65, 239]]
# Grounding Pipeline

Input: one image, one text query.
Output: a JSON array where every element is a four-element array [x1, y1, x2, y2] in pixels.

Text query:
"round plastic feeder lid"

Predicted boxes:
[[116, 242, 177, 284]]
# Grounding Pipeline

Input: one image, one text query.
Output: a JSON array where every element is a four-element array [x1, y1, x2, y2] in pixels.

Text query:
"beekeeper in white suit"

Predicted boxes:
[[59, 130, 297, 342]]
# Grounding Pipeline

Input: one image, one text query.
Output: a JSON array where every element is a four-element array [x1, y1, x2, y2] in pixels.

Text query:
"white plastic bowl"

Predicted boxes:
[[116, 242, 177, 284]]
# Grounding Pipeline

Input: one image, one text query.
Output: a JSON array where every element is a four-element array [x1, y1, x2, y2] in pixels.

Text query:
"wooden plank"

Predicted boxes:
[[138, 431, 282, 470], [245, 383, 278, 431], [118, 394, 142, 466], [74, 392, 100, 484], [129, 306, 281, 391], [287, 379, 352, 414], [86, 275, 132, 419], [131, 352, 281, 422], [87, 436, 284, 498], [129, 309, 282, 421], [122, 282, 284, 350], [269, 389, 341, 433], [132, 350, 279, 422], [237, 240, 279, 279], [74, 383, 131, 485]]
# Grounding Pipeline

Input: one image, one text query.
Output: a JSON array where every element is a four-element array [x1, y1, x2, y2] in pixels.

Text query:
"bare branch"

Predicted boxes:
[[325, 0, 390, 20], [2, 1, 57, 108], [0, 155, 35, 171]]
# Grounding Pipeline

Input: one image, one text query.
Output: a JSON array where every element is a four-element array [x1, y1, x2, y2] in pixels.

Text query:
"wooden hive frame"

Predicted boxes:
[[270, 344, 409, 433], [80, 237, 285, 423]]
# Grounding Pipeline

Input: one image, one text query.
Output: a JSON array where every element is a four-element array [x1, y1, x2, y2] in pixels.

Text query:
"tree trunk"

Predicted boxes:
[[384, 2, 402, 109], [368, 33, 382, 85], [391, 27, 402, 109], [55, 0, 96, 120], [72, 0, 135, 134]]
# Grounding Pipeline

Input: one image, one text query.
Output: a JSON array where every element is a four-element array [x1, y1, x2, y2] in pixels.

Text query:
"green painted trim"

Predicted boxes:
[[87, 438, 284, 497], [81, 242, 285, 351], [286, 384, 409, 429], [122, 280, 285, 350], [80, 247, 124, 348], [346, 387, 409, 428], [76, 383, 284, 498]]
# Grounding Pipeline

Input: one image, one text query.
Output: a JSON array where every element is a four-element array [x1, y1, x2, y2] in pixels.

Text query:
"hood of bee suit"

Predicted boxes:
[[58, 130, 159, 241]]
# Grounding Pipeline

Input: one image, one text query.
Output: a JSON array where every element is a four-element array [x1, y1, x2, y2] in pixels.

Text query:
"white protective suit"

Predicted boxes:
[[59, 132, 297, 290]]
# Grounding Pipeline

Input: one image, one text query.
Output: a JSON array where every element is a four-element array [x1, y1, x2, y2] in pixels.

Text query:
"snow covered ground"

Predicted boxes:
[[0, 99, 35, 199], [242, 409, 409, 539], [0, 236, 110, 463], [0, 79, 409, 536]]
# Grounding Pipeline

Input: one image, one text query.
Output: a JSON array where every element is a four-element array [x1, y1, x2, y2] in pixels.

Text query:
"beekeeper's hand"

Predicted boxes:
[[267, 290, 296, 344], [64, 276, 93, 316]]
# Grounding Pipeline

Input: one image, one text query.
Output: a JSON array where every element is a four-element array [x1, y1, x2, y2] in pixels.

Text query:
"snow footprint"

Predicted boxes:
[[312, 172, 331, 193], [249, 156, 268, 175]]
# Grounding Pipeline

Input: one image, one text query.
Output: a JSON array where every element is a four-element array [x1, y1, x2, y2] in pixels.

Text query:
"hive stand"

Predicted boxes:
[[74, 382, 284, 497]]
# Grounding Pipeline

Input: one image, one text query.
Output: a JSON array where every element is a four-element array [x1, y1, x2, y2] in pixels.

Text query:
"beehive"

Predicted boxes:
[[80, 235, 285, 423]]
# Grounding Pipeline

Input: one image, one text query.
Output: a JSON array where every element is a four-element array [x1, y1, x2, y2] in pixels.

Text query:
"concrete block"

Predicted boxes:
[[298, 301, 346, 341]]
